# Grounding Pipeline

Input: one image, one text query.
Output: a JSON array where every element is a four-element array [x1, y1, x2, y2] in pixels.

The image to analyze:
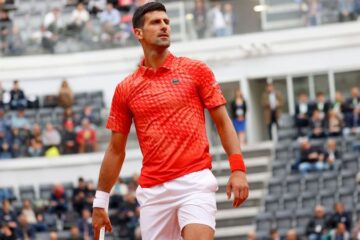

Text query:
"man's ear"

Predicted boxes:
[[133, 28, 143, 41]]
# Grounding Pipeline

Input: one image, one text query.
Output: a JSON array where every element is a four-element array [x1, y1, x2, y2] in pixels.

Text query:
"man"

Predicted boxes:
[[310, 92, 330, 119], [326, 202, 352, 232], [92, 2, 249, 240], [306, 205, 328, 240], [295, 92, 311, 136], [261, 82, 283, 140], [297, 138, 325, 175]]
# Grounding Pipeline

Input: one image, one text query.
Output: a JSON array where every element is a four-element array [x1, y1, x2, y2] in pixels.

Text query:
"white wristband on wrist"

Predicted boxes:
[[93, 190, 110, 209]]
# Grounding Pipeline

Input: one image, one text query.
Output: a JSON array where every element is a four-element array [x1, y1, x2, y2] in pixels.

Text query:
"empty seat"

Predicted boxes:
[[39, 184, 53, 200], [19, 185, 36, 201], [304, 173, 321, 192], [321, 171, 338, 191], [340, 170, 357, 189], [319, 189, 336, 211], [264, 195, 280, 212], [342, 153, 359, 171], [268, 177, 283, 196], [62, 182, 74, 200], [278, 128, 297, 141], [300, 191, 318, 209], [272, 161, 287, 177], [255, 211, 274, 232], [74, 92, 89, 107], [282, 192, 299, 210], [295, 208, 313, 229], [285, 174, 302, 193], [275, 143, 289, 162], [279, 114, 295, 129], [276, 210, 293, 229], [338, 188, 355, 211]]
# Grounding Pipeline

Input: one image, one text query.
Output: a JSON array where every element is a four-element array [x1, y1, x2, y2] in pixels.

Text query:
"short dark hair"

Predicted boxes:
[[132, 2, 166, 29]]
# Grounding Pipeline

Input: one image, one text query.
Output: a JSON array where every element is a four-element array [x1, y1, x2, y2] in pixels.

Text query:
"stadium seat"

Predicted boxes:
[[300, 191, 318, 209], [319, 189, 336, 211], [39, 184, 53, 200], [282, 192, 299, 210], [338, 188, 355, 211], [277, 128, 297, 141], [294, 208, 313, 229], [321, 171, 338, 191], [275, 210, 294, 229], [24, 109, 38, 125], [267, 177, 283, 196], [272, 161, 287, 177], [340, 170, 357, 189], [275, 143, 289, 163], [278, 114, 295, 129], [285, 174, 302, 193], [62, 182, 74, 200], [264, 195, 280, 212], [74, 92, 89, 107], [38, 108, 55, 126], [342, 153, 359, 171], [19, 185, 36, 201], [304, 173, 321, 193], [255, 211, 274, 232]]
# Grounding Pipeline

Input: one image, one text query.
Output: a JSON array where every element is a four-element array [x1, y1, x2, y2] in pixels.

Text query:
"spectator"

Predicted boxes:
[[68, 3, 90, 35], [269, 228, 280, 240], [247, 230, 256, 240], [72, 177, 87, 214], [31, 24, 59, 54], [0, 223, 16, 240], [9, 80, 26, 110], [63, 107, 75, 126], [0, 200, 17, 233], [110, 177, 128, 209], [58, 79, 74, 109], [69, 225, 82, 240], [76, 118, 97, 153], [0, 81, 6, 107], [49, 183, 68, 218], [344, 107, 360, 136], [306, 205, 328, 240], [208, 2, 227, 37], [326, 202, 352, 232], [193, 0, 207, 39], [306, 0, 321, 26], [310, 92, 330, 120], [121, 192, 140, 239], [223, 3, 235, 36], [42, 122, 61, 151], [49, 231, 58, 240], [0, 9, 12, 54], [344, 87, 360, 115], [62, 119, 77, 154], [338, 0, 356, 22], [327, 110, 343, 137], [295, 92, 311, 136], [286, 229, 298, 240], [33, 213, 48, 232], [0, 142, 12, 159], [84, 180, 96, 210], [14, 213, 36, 240], [297, 138, 326, 174], [77, 208, 93, 239], [351, 220, 360, 240], [261, 82, 283, 140], [310, 109, 327, 139], [21, 199, 36, 225], [99, 2, 121, 43], [326, 222, 350, 240], [322, 139, 338, 170], [331, 91, 346, 117], [10, 108, 30, 130], [88, 0, 106, 16], [80, 105, 97, 125], [230, 89, 247, 145], [28, 123, 43, 157], [44, 7, 65, 35]]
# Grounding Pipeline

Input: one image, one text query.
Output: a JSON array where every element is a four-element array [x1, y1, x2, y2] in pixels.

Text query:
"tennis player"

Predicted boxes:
[[92, 2, 249, 240]]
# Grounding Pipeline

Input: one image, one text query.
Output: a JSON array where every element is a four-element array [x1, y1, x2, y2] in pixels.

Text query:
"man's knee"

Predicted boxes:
[[182, 223, 214, 240]]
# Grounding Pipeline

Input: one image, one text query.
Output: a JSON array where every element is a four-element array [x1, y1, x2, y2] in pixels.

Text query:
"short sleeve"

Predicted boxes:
[[106, 83, 132, 135], [194, 62, 226, 109]]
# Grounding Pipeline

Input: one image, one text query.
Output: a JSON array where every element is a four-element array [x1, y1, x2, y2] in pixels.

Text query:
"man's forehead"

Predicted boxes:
[[144, 11, 169, 22]]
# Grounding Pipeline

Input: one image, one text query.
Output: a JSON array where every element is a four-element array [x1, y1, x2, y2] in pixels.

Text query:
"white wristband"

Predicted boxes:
[[93, 190, 110, 209]]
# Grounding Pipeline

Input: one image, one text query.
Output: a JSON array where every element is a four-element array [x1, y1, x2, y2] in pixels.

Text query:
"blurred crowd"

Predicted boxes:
[[0, 175, 140, 239], [248, 202, 360, 240], [0, 79, 100, 160]]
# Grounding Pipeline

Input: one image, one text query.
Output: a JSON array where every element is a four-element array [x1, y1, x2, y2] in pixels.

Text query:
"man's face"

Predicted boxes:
[[299, 94, 308, 103], [351, 87, 359, 98], [136, 11, 171, 49]]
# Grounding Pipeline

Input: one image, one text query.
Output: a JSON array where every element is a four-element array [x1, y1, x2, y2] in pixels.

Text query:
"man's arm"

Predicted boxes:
[[92, 132, 128, 240], [208, 105, 249, 208]]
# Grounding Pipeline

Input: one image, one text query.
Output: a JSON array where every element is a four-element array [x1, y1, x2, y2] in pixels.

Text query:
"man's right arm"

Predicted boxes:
[[92, 131, 128, 240]]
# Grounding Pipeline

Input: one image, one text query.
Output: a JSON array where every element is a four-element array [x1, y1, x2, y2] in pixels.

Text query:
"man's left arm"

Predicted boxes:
[[209, 105, 249, 208]]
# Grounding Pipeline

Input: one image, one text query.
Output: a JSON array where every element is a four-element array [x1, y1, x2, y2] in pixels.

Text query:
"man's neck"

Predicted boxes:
[[142, 48, 169, 70]]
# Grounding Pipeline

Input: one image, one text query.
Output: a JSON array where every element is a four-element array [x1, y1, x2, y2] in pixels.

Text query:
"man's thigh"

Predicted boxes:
[[182, 223, 214, 240]]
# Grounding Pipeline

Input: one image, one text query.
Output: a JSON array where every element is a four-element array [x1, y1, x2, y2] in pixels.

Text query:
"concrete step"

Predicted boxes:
[[216, 172, 270, 194], [216, 190, 263, 210], [212, 157, 270, 177]]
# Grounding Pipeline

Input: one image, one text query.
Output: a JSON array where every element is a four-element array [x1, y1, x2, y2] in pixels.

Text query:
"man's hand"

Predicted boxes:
[[226, 171, 249, 208], [92, 208, 112, 240]]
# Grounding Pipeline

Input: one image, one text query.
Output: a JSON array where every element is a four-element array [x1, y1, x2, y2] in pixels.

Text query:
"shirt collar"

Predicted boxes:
[[138, 52, 175, 76]]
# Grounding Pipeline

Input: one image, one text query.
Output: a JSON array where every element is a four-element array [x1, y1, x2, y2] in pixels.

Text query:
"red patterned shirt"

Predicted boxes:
[[107, 53, 226, 187]]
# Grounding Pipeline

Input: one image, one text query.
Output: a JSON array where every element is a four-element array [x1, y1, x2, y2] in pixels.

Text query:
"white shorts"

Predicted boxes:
[[135, 169, 218, 240]]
